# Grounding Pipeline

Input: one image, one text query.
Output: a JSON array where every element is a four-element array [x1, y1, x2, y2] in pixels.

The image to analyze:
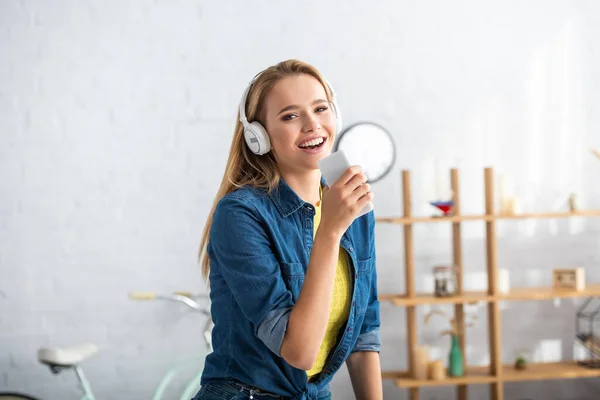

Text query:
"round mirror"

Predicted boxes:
[[334, 122, 396, 183]]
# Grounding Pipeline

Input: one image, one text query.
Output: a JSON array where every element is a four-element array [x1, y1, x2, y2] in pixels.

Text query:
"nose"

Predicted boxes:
[[302, 113, 321, 133]]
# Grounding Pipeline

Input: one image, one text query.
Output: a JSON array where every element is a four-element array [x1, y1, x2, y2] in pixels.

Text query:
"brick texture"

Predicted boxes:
[[2, 0, 600, 398]]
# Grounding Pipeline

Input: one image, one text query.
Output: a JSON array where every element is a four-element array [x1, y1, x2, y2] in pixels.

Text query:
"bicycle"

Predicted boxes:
[[0, 292, 213, 400]]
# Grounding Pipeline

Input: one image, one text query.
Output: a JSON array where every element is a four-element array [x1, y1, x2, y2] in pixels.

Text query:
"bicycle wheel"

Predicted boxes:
[[0, 393, 43, 400]]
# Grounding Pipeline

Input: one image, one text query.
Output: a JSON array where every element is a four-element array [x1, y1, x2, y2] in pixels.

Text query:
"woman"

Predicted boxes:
[[195, 59, 382, 400]]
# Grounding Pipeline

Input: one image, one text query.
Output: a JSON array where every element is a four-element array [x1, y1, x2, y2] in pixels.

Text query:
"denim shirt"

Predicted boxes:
[[201, 178, 381, 399]]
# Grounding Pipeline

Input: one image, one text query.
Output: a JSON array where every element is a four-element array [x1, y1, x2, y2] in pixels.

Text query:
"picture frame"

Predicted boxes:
[[553, 268, 585, 291]]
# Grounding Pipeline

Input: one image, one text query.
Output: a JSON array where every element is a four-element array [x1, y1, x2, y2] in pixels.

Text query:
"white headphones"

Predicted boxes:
[[238, 72, 343, 155]]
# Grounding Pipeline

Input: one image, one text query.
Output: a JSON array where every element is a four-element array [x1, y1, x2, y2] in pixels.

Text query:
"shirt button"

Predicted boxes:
[[348, 246, 354, 252], [347, 327, 353, 333]]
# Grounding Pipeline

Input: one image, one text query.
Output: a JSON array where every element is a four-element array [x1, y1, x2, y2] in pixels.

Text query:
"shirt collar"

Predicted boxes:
[[267, 176, 327, 218]]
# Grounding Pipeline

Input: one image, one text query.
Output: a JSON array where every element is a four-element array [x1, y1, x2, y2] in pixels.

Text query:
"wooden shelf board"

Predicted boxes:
[[497, 210, 600, 220], [500, 284, 600, 301], [502, 361, 600, 382], [376, 215, 489, 224], [381, 284, 600, 306], [380, 292, 492, 306], [381, 370, 409, 380], [382, 366, 496, 388], [376, 210, 600, 225], [383, 361, 600, 388]]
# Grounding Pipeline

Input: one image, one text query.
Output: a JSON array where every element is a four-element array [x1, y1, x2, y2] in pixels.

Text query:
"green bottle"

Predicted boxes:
[[448, 335, 464, 377]]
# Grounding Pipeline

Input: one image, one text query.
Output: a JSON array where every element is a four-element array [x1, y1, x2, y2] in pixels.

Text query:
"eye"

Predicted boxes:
[[316, 106, 329, 113], [282, 114, 297, 121]]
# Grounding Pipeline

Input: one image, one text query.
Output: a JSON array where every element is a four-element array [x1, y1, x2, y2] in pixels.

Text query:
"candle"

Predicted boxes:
[[499, 268, 510, 293], [428, 360, 446, 380]]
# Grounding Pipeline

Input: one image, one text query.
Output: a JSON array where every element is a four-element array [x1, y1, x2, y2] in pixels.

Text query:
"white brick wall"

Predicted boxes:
[[2, 0, 600, 398]]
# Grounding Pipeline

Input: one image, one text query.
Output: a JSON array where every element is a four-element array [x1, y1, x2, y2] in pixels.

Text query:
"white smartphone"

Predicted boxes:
[[318, 150, 374, 218]]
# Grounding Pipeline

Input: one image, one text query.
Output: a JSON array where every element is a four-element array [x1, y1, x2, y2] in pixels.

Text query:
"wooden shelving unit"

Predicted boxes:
[[377, 167, 600, 400]]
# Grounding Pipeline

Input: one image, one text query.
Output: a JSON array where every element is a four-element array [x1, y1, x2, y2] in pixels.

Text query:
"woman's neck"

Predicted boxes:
[[280, 169, 322, 206]]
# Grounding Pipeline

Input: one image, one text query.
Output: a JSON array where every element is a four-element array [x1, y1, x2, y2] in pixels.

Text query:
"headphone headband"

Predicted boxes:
[[238, 72, 262, 128]]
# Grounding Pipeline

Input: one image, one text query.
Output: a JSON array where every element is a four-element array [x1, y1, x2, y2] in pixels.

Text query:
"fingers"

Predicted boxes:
[[335, 166, 365, 188], [349, 182, 372, 203], [356, 189, 375, 209], [335, 168, 366, 202], [346, 172, 367, 191], [323, 165, 372, 217], [349, 182, 374, 215], [340, 185, 373, 216]]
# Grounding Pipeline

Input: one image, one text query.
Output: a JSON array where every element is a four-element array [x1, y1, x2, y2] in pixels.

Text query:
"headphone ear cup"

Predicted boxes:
[[244, 122, 271, 155]]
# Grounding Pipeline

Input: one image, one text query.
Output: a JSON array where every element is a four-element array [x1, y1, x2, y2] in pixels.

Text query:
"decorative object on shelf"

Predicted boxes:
[[498, 268, 510, 294], [412, 345, 430, 379], [513, 349, 530, 370], [505, 197, 522, 214], [514, 356, 527, 370], [448, 335, 464, 377], [498, 174, 515, 215], [424, 309, 477, 378], [424, 309, 477, 337], [497, 174, 523, 215], [430, 200, 454, 217], [428, 360, 446, 380], [553, 268, 585, 291], [569, 193, 579, 212], [576, 297, 600, 368], [433, 265, 458, 297], [334, 122, 396, 183]]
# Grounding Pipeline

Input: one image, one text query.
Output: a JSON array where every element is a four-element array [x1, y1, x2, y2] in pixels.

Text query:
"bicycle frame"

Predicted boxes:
[[133, 292, 212, 400], [40, 292, 212, 400], [75, 365, 95, 400], [151, 356, 207, 400], [76, 355, 206, 400]]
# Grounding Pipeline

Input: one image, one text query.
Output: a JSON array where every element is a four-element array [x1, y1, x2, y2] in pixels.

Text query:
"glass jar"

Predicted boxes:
[[433, 265, 457, 297]]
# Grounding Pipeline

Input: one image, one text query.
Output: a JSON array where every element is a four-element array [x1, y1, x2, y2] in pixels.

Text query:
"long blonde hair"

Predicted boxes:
[[198, 59, 334, 279]]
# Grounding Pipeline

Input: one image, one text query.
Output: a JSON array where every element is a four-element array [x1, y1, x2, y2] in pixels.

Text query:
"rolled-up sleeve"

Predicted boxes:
[[209, 196, 293, 356], [352, 211, 381, 353]]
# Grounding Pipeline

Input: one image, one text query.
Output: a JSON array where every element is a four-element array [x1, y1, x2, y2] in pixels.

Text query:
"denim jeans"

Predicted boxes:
[[192, 379, 332, 400]]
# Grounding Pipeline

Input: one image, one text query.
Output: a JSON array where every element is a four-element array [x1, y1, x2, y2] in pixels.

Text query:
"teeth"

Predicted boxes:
[[299, 137, 324, 148]]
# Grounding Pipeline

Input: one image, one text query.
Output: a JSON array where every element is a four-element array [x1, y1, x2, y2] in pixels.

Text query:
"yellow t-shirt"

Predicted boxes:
[[306, 199, 352, 379]]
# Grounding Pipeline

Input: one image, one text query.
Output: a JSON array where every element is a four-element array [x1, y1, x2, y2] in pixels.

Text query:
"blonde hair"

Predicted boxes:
[[198, 59, 334, 279]]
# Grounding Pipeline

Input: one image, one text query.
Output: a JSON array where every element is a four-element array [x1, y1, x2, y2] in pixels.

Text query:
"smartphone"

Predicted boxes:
[[318, 150, 374, 218]]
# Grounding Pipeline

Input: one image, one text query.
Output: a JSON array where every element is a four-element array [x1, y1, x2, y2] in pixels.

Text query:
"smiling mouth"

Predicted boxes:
[[298, 137, 326, 150]]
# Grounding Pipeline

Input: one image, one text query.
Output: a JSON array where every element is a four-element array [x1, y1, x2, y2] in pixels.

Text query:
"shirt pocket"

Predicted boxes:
[[280, 262, 305, 303], [354, 257, 374, 315]]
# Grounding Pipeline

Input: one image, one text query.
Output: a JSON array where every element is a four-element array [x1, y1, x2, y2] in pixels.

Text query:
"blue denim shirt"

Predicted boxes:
[[201, 178, 381, 399]]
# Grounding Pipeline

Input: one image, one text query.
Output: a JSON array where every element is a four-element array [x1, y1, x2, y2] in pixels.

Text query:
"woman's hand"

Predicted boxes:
[[318, 166, 374, 240]]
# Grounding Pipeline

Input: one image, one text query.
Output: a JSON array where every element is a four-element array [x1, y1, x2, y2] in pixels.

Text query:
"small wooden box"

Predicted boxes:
[[553, 268, 585, 291]]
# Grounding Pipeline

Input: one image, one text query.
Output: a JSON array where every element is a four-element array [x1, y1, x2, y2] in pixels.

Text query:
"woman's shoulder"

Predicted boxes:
[[215, 185, 270, 215]]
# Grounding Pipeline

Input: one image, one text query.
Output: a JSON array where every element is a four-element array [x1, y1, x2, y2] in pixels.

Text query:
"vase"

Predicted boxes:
[[412, 345, 430, 379], [448, 335, 464, 377]]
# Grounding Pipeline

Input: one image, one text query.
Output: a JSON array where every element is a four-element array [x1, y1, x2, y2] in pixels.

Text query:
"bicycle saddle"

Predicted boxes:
[[37, 343, 98, 367]]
